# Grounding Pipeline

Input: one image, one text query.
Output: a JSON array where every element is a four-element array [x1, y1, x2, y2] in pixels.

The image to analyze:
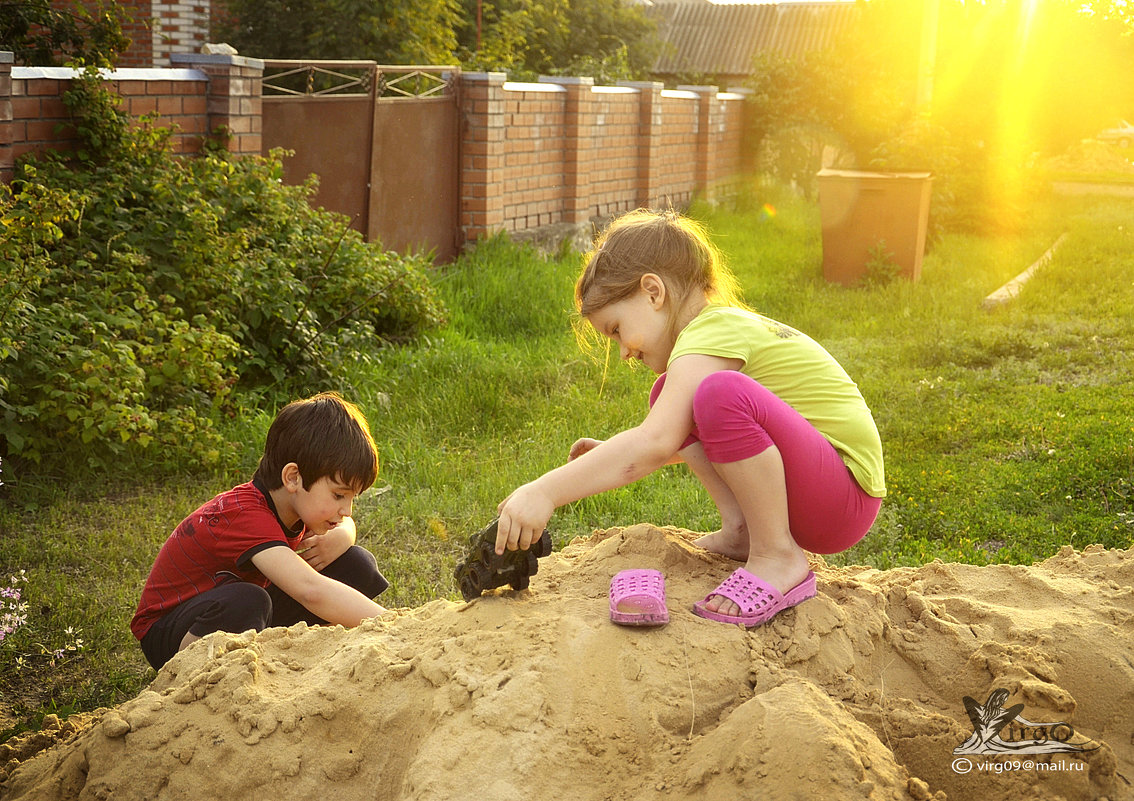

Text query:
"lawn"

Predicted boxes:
[[1, 182, 1132, 739]]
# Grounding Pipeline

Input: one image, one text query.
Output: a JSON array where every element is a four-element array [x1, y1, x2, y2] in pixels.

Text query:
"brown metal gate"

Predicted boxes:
[[260, 62, 460, 261]]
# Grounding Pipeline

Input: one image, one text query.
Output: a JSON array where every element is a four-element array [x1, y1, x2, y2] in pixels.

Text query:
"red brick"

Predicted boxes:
[[28, 80, 66, 97], [128, 96, 159, 115], [156, 96, 182, 115], [12, 97, 43, 119]]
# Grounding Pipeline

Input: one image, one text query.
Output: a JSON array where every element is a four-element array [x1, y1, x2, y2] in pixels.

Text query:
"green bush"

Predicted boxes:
[[0, 69, 445, 479]]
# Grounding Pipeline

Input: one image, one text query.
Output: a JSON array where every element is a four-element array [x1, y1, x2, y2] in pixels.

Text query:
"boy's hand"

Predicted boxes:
[[299, 520, 353, 571], [568, 438, 604, 461], [495, 483, 555, 555]]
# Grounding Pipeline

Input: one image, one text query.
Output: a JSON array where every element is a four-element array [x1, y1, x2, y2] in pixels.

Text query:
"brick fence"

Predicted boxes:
[[457, 73, 747, 245], [0, 52, 262, 182], [1, 52, 749, 251]]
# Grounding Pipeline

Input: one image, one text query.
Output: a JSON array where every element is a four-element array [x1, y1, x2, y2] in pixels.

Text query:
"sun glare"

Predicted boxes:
[[926, 0, 1120, 229], [989, 0, 1043, 217]]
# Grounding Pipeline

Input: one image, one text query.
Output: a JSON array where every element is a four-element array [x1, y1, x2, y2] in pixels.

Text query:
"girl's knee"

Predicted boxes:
[[692, 370, 760, 424]]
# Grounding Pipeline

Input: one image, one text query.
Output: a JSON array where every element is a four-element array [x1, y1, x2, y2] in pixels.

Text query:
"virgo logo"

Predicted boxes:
[[953, 688, 1100, 756]]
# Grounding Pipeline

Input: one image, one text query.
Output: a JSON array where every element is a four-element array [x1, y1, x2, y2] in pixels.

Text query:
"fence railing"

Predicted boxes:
[[261, 60, 460, 99], [376, 66, 459, 99], [262, 59, 376, 96]]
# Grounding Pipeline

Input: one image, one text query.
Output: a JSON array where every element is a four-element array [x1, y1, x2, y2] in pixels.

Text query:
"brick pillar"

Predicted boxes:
[[0, 52, 13, 185], [169, 53, 262, 155], [681, 85, 721, 202], [539, 76, 595, 225], [619, 80, 663, 209], [458, 72, 507, 245]]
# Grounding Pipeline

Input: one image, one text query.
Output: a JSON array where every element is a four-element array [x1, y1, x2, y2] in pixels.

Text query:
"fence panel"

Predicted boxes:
[[260, 61, 459, 260], [370, 93, 458, 260]]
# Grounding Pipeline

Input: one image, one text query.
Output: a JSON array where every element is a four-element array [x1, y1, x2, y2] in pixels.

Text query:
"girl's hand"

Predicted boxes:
[[495, 483, 556, 555], [568, 438, 604, 461]]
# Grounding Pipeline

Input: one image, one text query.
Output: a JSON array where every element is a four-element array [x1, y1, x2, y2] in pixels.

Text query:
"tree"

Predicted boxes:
[[453, 0, 659, 81], [746, 0, 1134, 230], [0, 0, 128, 66], [214, 0, 658, 82], [213, 0, 462, 64]]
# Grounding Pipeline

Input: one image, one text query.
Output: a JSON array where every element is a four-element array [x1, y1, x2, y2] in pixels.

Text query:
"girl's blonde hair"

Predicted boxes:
[[575, 210, 745, 345]]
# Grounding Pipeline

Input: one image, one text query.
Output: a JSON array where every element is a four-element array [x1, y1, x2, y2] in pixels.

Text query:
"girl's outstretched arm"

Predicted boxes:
[[570, 437, 684, 466], [495, 353, 741, 553]]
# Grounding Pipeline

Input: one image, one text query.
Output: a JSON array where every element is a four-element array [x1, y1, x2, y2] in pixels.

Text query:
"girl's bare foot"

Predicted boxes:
[[693, 521, 749, 562], [699, 548, 812, 618]]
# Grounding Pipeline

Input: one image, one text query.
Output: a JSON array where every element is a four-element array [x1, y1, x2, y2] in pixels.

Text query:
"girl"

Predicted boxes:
[[495, 209, 885, 626]]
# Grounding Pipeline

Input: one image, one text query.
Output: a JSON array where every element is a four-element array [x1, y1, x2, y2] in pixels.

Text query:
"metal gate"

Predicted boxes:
[[261, 62, 460, 261]]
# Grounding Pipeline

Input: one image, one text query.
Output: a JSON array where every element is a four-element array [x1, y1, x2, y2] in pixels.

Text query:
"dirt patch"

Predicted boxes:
[[2, 525, 1131, 801]]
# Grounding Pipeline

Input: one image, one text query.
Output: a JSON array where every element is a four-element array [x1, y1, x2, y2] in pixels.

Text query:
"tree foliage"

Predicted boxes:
[[453, 0, 659, 82], [213, 0, 462, 64], [212, 0, 659, 82], [747, 0, 1134, 232], [0, 0, 128, 66]]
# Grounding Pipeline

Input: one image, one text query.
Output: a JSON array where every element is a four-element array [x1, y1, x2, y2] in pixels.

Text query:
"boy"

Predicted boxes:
[[131, 392, 390, 670]]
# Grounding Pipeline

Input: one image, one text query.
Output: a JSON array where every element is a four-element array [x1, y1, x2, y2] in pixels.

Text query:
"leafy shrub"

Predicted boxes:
[[0, 68, 445, 479]]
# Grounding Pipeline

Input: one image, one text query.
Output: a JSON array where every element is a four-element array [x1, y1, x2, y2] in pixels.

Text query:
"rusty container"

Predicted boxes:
[[816, 169, 933, 285]]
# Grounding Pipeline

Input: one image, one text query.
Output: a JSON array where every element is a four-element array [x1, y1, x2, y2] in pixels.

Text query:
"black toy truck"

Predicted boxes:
[[453, 517, 553, 601]]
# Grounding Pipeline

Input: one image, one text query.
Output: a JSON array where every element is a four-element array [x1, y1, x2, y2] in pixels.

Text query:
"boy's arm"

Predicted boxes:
[[298, 517, 356, 571], [252, 545, 385, 624]]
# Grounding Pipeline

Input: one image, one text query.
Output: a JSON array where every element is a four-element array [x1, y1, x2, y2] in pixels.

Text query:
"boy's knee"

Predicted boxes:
[[190, 583, 273, 637], [326, 546, 389, 598]]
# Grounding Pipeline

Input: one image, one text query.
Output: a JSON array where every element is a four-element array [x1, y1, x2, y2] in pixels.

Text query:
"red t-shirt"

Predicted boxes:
[[130, 480, 305, 640]]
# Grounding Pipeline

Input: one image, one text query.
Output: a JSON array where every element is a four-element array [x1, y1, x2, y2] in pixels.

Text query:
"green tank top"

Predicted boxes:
[[668, 305, 886, 497]]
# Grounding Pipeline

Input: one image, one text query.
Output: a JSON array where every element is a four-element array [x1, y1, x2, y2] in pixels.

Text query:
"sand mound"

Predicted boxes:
[[3, 525, 1131, 801]]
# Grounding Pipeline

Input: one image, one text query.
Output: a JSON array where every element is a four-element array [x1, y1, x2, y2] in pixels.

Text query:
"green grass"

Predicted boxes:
[[1, 184, 1132, 740]]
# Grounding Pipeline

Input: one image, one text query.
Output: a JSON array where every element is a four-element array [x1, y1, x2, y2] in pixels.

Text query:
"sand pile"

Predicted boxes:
[[2, 525, 1131, 801]]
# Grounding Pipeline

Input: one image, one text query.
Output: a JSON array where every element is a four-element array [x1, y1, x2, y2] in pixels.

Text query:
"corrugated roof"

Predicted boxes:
[[648, 1, 859, 77]]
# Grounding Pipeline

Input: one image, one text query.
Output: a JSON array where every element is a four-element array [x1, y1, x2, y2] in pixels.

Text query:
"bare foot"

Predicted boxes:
[[693, 522, 749, 562], [699, 549, 812, 618]]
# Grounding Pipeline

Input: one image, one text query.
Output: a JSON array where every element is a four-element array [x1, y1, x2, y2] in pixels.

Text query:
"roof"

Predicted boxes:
[[648, 1, 860, 78]]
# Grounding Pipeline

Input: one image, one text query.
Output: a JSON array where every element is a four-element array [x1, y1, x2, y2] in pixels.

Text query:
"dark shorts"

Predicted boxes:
[[139, 545, 388, 670]]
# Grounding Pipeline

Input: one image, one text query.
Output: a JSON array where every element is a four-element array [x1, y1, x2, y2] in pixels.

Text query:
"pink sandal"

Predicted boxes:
[[609, 569, 669, 627], [692, 568, 816, 627]]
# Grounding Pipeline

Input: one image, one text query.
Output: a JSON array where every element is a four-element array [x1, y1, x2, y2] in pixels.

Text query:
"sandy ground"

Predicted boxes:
[[2, 524, 1131, 801]]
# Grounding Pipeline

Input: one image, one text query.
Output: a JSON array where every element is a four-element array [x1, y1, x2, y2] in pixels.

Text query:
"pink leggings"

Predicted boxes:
[[650, 370, 881, 554]]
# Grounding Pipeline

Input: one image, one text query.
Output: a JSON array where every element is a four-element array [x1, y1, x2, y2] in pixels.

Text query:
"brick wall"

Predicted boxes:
[[501, 83, 568, 231], [3, 54, 749, 251], [114, 0, 158, 68], [53, 0, 214, 68], [589, 86, 642, 220], [0, 53, 261, 184], [654, 90, 699, 210], [458, 73, 748, 244]]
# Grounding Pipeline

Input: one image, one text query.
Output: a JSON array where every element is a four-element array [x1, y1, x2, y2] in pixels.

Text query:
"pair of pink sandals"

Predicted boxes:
[[608, 567, 817, 628]]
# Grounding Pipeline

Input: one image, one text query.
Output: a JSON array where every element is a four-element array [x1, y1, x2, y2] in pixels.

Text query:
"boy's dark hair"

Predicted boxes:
[[253, 392, 379, 492]]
